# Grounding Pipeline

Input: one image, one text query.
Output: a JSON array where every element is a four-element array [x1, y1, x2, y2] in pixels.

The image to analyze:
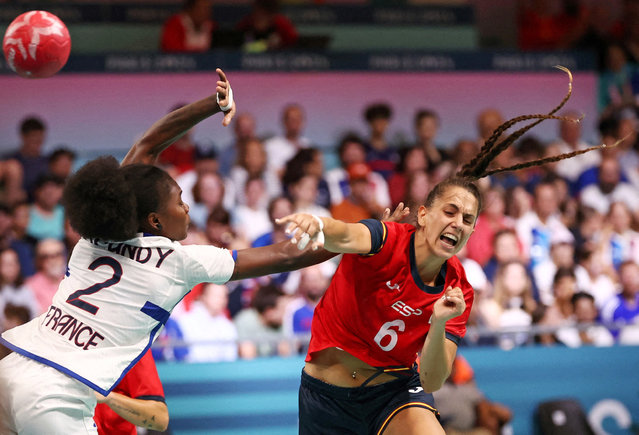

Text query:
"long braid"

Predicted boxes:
[[482, 134, 626, 177], [459, 65, 575, 180]]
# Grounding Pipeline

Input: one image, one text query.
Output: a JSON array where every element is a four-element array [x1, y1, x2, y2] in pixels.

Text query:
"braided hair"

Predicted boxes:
[[432, 66, 618, 216]]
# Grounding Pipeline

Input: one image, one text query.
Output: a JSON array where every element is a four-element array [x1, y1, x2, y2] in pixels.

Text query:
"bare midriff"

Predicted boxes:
[[304, 347, 404, 387]]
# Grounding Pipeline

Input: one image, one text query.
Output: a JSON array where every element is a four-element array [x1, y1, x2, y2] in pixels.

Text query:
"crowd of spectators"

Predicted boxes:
[[2, 91, 639, 362]]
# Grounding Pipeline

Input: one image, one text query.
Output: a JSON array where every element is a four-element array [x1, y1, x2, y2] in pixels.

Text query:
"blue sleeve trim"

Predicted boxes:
[[232, 249, 238, 262], [140, 301, 170, 325], [135, 395, 166, 403], [358, 219, 387, 254], [445, 331, 461, 345]]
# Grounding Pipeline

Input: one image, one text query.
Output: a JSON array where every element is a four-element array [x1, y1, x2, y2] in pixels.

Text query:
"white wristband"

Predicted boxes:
[[216, 85, 234, 112]]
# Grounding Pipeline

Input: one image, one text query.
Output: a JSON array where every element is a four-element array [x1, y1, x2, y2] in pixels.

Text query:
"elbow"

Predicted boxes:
[[420, 372, 449, 394], [151, 404, 170, 431]]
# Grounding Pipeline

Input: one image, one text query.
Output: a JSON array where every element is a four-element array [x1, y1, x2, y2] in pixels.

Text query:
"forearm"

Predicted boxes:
[[122, 95, 220, 166], [231, 240, 337, 281], [320, 217, 371, 254], [419, 322, 454, 393], [103, 392, 169, 431]]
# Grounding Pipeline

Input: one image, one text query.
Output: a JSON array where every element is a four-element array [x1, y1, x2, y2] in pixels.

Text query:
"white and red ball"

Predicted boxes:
[[3, 10, 71, 79]]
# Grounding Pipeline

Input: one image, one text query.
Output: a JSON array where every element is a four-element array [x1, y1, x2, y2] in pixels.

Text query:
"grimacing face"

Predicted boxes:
[[417, 185, 479, 260]]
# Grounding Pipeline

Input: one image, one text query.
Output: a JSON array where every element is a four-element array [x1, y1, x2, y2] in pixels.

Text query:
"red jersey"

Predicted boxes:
[[306, 221, 474, 368], [94, 350, 165, 435]]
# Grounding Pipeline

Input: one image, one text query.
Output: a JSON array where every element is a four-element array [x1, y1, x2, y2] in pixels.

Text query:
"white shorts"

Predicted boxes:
[[0, 352, 98, 435]]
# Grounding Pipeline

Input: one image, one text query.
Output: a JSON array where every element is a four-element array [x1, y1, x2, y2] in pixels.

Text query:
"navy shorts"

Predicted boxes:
[[299, 369, 439, 435]]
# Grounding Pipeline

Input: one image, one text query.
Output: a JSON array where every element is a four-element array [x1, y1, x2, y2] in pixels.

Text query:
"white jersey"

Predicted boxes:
[[0, 235, 235, 395]]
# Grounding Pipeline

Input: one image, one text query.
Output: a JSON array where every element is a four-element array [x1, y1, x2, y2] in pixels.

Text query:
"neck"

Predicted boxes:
[[413, 229, 446, 285]]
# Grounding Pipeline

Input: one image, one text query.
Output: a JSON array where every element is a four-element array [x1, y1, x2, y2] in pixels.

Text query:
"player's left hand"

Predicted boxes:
[[431, 286, 465, 324], [215, 68, 236, 127]]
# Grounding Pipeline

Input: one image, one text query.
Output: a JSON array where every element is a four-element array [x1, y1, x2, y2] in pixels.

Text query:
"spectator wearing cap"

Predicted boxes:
[[330, 162, 385, 223], [325, 133, 390, 209], [26, 174, 65, 242]]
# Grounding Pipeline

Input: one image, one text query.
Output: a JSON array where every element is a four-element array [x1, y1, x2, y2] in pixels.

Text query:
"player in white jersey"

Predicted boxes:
[[0, 69, 333, 435]]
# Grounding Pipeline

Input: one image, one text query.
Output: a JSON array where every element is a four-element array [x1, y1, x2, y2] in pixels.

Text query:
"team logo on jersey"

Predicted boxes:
[[392, 300, 422, 317], [386, 281, 400, 291]]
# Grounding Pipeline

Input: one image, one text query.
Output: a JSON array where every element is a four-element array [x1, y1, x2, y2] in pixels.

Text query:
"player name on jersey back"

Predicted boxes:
[[89, 238, 174, 268]]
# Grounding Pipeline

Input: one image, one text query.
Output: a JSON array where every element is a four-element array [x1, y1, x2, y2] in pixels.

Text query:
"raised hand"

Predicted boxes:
[[215, 68, 236, 126]]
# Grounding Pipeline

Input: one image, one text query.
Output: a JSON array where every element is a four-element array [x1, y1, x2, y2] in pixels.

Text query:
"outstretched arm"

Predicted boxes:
[[230, 203, 410, 280], [95, 392, 169, 432], [121, 68, 236, 167]]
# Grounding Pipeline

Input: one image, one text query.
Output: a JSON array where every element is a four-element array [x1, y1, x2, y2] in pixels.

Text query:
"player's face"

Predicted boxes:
[[418, 186, 478, 259], [157, 182, 190, 241]]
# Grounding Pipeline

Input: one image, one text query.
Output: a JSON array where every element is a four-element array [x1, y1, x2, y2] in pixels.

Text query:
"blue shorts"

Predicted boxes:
[[299, 369, 439, 435]]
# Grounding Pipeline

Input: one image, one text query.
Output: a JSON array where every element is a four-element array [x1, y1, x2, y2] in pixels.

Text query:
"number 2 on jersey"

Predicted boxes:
[[66, 256, 122, 315]]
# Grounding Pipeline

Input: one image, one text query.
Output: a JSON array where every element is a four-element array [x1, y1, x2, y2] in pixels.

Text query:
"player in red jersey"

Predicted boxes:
[[278, 67, 609, 434]]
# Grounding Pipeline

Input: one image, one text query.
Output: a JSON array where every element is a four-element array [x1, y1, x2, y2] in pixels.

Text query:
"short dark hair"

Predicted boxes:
[[34, 174, 65, 190], [49, 147, 76, 164], [571, 291, 594, 307], [206, 205, 230, 226], [553, 266, 576, 285], [4, 303, 31, 325], [364, 103, 392, 123], [414, 109, 439, 128], [251, 283, 283, 314], [20, 116, 46, 135]]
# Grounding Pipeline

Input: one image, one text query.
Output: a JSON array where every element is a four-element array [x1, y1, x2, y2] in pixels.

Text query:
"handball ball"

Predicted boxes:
[[3, 10, 71, 79]]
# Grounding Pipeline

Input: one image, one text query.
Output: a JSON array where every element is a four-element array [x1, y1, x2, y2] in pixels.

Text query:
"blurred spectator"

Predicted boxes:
[[413, 108, 447, 167], [236, 0, 299, 52], [601, 260, 639, 341], [516, 179, 574, 268], [158, 104, 199, 177], [604, 201, 639, 271], [532, 235, 577, 306], [177, 283, 238, 363], [517, 0, 586, 51], [0, 203, 34, 277], [4, 116, 49, 201], [579, 155, 639, 215], [483, 228, 524, 283], [25, 238, 66, 315], [152, 317, 189, 363], [229, 138, 281, 206], [553, 111, 599, 183], [362, 102, 398, 180], [25, 174, 65, 242], [599, 43, 639, 111], [282, 264, 329, 341], [218, 112, 257, 177], [387, 146, 428, 207], [402, 170, 431, 226], [0, 303, 30, 358], [480, 261, 537, 349], [325, 133, 390, 209], [205, 205, 248, 250], [252, 196, 293, 248], [536, 267, 579, 345], [0, 158, 24, 206], [465, 187, 515, 267], [574, 245, 617, 310], [555, 292, 615, 347], [264, 103, 310, 179], [285, 173, 330, 217], [234, 283, 291, 359], [94, 349, 169, 435], [0, 248, 38, 326], [331, 163, 385, 222], [48, 147, 76, 182], [282, 148, 330, 209], [160, 0, 215, 53], [571, 204, 604, 254], [476, 108, 503, 147], [433, 355, 512, 435], [189, 172, 228, 230], [231, 177, 272, 243]]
